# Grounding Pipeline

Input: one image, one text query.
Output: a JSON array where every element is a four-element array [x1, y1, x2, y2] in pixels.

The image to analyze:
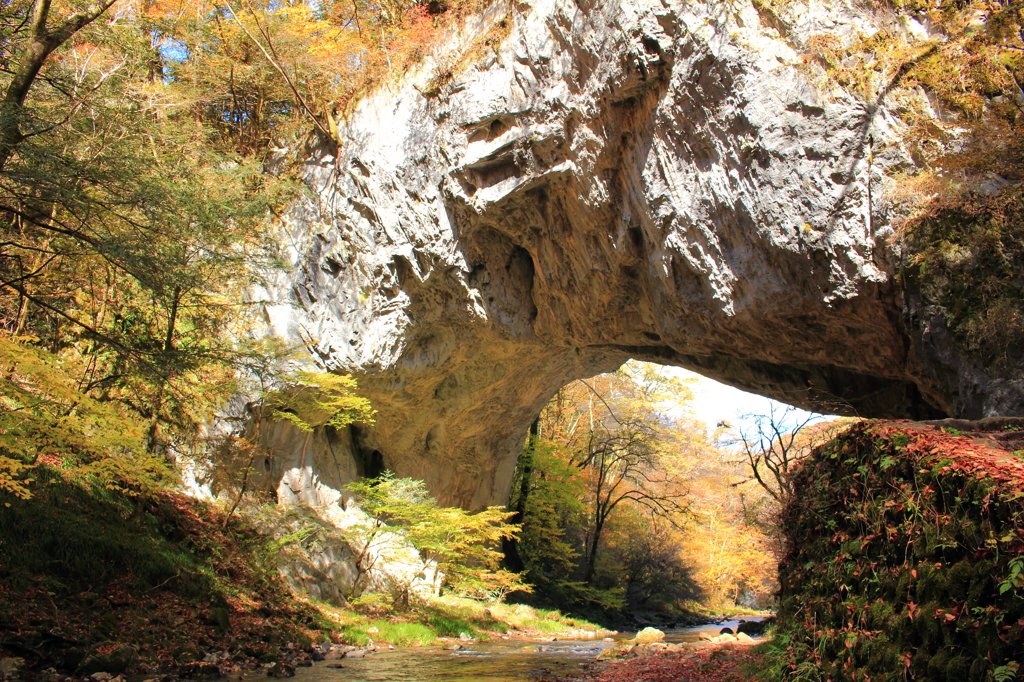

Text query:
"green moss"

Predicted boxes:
[[927, 649, 951, 679], [864, 640, 898, 671], [903, 188, 1024, 371], [867, 600, 896, 629], [775, 422, 1024, 682], [969, 659, 988, 680]]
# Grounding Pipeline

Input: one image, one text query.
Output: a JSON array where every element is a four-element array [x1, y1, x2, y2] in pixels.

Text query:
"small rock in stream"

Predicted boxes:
[[265, 663, 295, 679]]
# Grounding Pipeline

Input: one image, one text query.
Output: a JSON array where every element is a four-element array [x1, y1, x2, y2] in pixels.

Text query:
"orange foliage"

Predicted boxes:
[[138, 0, 504, 155]]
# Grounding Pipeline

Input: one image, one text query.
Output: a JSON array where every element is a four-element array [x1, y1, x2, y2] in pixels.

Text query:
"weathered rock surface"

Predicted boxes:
[[247, 0, 1022, 507]]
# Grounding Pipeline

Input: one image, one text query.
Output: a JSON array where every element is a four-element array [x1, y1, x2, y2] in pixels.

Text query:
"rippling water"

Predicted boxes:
[[289, 619, 760, 682]]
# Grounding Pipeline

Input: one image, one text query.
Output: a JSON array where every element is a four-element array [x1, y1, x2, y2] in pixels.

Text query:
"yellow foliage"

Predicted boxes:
[[0, 454, 30, 502], [265, 371, 375, 431], [153, 0, 507, 154], [0, 334, 173, 499]]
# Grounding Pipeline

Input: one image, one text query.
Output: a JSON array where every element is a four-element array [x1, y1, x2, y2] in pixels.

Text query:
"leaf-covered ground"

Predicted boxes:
[[550, 640, 759, 682], [0, 467, 331, 676], [0, 465, 607, 679]]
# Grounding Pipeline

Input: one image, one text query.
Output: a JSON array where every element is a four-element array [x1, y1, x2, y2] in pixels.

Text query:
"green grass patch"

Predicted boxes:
[[425, 615, 479, 637], [323, 595, 605, 646], [521, 617, 572, 634], [343, 620, 437, 647]]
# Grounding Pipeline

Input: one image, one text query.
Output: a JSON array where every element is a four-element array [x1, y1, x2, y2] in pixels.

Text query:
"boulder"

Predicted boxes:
[[597, 643, 635, 660], [737, 619, 770, 636], [634, 627, 666, 644], [265, 663, 295, 678], [77, 646, 138, 676]]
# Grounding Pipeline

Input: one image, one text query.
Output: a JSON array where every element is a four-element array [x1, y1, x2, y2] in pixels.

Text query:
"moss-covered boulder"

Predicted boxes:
[[777, 420, 1024, 681]]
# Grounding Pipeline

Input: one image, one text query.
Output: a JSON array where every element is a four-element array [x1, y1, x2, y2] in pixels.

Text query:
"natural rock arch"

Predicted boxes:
[[248, 0, 1021, 508]]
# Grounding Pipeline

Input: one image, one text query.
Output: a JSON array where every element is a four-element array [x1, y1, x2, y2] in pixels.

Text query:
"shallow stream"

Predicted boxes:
[[289, 619, 759, 682]]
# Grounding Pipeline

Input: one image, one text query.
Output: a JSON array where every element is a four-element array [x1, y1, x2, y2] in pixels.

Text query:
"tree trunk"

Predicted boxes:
[[0, 0, 118, 172], [502, 418, 538, 573], [582, 515, 605, 585]]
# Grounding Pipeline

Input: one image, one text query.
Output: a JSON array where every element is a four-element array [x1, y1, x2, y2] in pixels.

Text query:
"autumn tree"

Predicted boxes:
[[511, 363, 785, 616], [507, 436, 588, 604], [573, 404, 685, 584], [0, 0, 502, 500], [545, 369, 691, 585], [510, 363, 697, 613], [0, 0, 307, 498], [601, 507, 701, 613]]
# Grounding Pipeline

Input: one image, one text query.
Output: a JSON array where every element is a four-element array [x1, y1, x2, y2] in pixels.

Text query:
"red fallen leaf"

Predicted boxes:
[[945, 613, 957, 622]]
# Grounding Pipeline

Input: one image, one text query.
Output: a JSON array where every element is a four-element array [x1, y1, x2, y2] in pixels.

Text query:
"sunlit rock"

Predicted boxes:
[[247, 0, 1021, 507]]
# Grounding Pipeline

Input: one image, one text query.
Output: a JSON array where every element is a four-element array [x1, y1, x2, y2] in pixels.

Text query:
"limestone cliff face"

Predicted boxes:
[[251, 0, 1022, 507]]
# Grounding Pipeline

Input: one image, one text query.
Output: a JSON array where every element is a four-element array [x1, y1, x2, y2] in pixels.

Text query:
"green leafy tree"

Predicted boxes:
[[0, 0, 303, 473], [345, 473, 528, 607], [508, 439, 587, 603], [265, 371, 376, 432], [509, 364, 695, 614]]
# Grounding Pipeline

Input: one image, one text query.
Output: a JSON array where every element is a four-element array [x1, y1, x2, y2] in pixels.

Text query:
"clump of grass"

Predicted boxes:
[[425, 614, 480, 637], [344, 620, 437, 646]]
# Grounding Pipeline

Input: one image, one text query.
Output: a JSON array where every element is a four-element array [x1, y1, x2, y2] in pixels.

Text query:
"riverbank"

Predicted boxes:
[[0, 570, 606, 682], [0, 466, 766, 682], [550, 639, 761, 682]]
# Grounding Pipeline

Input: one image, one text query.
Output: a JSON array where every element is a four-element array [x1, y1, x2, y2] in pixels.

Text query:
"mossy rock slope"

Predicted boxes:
[[777, 419, 1024, 681]]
